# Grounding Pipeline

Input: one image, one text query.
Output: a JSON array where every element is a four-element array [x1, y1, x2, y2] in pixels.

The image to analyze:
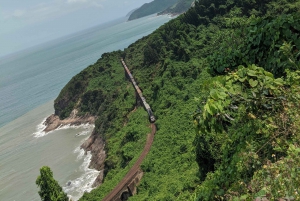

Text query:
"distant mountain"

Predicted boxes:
[[126, 8, 139, 18], [158, 0, 195, 16], [128, 0, 178, 21]]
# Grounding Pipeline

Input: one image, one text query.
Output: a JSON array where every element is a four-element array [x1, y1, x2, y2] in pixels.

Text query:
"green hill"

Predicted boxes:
[[158, 0, 195, 16], [53, 0, 300, 200], [128, 0, 178, 21]]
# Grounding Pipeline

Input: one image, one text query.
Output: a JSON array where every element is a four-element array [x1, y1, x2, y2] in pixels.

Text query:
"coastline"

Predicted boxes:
[[43, 109, 96, 133], [80, 130, 106, 187], [43, 109, 106, 188]]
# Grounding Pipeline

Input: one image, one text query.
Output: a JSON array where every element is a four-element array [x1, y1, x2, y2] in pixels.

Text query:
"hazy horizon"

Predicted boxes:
[[0, 0, 153, 57]]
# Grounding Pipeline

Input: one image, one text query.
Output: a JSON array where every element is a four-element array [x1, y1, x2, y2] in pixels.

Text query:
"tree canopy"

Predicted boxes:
[[36, 166, 68, 201]]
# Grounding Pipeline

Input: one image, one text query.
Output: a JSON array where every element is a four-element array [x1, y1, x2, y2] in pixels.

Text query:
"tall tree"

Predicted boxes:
[[36, 166, 68, 201]]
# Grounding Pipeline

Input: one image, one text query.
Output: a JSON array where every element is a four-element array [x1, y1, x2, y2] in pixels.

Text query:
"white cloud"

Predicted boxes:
[[66, 0, 105, 7], [92, 2, 104, 8], [0, 0, 106, 39], [12, 9, 26, 17], [67, 0, 88, 3], [2, 0, 104, 23]]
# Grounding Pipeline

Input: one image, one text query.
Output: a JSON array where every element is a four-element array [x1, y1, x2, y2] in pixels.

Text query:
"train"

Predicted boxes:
[[121, 59, 156, 123]]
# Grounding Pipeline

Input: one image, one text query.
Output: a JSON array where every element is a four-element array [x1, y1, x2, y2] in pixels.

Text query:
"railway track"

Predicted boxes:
[[102, 59, 157, 201], [102, 124, 156, 201]]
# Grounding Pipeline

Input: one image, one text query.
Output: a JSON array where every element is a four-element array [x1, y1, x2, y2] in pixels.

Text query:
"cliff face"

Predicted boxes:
[[80, 130, 106, 187]]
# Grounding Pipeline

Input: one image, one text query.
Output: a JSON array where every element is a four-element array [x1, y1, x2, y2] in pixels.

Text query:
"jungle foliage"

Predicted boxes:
[[53, 0, 300, 200], [193, 63, 300, 200], [208, 14, 300, 76]]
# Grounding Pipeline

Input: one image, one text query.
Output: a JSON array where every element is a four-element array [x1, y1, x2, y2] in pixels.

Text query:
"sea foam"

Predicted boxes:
[[32, 118, 48, 137], [63, 150, 100, 201], [33, 117, 98, 200], [32, 117, 95, 138]]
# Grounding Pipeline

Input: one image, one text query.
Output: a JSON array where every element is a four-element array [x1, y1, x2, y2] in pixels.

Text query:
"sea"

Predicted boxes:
[[0, 14, 172, 201]]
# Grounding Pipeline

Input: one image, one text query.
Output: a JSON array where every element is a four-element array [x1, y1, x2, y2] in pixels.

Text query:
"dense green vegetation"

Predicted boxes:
[[80, 108, 151, 200], [128, 0, 178, 21], [52, 0, 300, 200], [158, 0, 195, 16], [193, 63, 300, 200], [36, 166, 68, 201]]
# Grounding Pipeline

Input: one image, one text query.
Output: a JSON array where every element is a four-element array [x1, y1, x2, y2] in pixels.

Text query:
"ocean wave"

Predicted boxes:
[[63, 151, 100, 201], [32, 118, 94, 138], [56, 123, 95, 131], [32, 118, 48, 137], [74, 138, 88, 161]]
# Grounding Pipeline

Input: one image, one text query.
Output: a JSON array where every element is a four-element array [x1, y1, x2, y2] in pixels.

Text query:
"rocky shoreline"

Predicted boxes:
[[43, 109, 96, 132], [43, 109, 106, 187], [80, 130, 106, 187]]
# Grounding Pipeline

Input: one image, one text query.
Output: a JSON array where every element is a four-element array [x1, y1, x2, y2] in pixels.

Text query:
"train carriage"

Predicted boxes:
[[121, 58, 156, 123]]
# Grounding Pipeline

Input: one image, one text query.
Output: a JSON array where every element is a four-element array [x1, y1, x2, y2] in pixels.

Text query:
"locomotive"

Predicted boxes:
[[145, 103, 156, 123], [121, 59, 156, 123]]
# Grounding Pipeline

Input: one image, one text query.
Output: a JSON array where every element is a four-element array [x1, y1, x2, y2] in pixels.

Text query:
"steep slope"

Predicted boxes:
[[52, 0, 300, 200], [128, 0, 178, 21]]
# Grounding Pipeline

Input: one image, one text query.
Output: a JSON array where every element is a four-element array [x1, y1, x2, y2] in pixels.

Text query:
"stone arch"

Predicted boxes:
[[120, 186, 133, 201]]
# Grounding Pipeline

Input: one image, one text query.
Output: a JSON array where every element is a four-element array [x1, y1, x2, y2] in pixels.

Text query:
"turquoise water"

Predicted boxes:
[[0, 15, 172, 201]]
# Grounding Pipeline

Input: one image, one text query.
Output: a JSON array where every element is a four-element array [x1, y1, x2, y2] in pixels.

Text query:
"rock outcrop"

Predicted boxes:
[[43, 109, 96, 132]]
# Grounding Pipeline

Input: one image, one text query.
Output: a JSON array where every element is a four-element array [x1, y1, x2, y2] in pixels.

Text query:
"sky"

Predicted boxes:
[[0, 0, 153, 57]]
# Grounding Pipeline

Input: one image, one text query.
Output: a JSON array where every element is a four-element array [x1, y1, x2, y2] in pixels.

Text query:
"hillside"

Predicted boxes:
[[126, 8, 138, 18], [52, 0, 300, 200], [128, 0, 178, 21], [158, 0, 195, 16]]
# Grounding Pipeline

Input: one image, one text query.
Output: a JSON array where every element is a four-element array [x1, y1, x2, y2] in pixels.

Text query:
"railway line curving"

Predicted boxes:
[[101, 59, 157, 201]]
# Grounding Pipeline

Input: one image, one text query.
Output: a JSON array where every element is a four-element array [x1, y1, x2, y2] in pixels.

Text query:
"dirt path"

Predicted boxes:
[[102, 123, 156, 201]]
